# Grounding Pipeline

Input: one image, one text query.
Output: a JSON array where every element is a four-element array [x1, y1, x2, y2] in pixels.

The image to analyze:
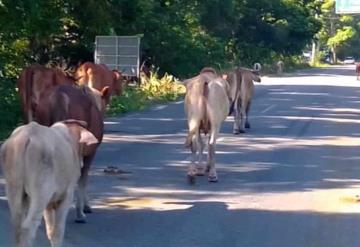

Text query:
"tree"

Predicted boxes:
[[318, 0, 356, 63]]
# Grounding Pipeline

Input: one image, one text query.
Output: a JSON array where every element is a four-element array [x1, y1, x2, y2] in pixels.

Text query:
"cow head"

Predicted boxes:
[[112, 70, 123, 96], [88, 86, 111, 113], [61, 119, 99, 157]]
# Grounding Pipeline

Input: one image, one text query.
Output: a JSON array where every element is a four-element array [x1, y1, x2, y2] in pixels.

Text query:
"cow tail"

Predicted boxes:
[[229, 71, 240, 116], [5, 138, 30, 239], [21, 137, 44, 230], [202, 81, 210, 135], [25, 69, 34, 122]]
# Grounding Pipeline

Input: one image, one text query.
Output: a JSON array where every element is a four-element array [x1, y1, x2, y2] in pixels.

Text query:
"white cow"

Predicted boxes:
[[183, 68, 231, 183], [0, 120, 97, 247], [276, 60, 284, 75], [253, 63, 262, 72]]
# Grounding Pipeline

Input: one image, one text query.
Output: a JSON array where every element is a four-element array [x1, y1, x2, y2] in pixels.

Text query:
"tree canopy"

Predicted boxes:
[[0, 0, 322, 77]]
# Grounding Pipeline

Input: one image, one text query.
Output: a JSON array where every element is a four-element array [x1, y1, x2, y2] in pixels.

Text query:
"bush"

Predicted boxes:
[[0, 77, 22, 139], [107, 71, 185, 116]]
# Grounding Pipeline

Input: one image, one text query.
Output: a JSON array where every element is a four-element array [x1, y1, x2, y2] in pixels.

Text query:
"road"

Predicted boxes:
[[2, 65, 360, 246]]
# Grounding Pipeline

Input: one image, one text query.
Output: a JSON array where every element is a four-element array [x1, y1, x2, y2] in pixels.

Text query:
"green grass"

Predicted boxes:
[[107, 71, 185, 116]]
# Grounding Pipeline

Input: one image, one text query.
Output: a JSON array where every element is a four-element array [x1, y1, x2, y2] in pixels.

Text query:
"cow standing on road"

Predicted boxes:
[[356, 63, 360, 80], [0, 121, 97, 247], [183, 68, 232, 183], [223, 68, 261, 134], [276, 60, 284, 75], [48, 84, 110, 223]]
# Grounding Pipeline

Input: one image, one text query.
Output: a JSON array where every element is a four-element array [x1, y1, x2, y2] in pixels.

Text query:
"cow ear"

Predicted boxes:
[[222, 74, 228, 80], [79, 129, 98, 145], [112, 70, 121, 80], [101, 86, 111, 99]]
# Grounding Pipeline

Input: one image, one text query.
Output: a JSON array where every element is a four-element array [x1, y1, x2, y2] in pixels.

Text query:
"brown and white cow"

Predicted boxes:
[[223, 67, 261, 134], [17, 64, 76, 123], [0, 121, 98, 247], [356, 63, 360, 80], [183, 68, 231, 183], [48, 84, 109, 223], [75, 62, 124, 104]]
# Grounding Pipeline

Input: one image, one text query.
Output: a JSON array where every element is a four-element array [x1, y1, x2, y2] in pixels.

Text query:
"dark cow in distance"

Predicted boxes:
[[17, 64, 76, 123]]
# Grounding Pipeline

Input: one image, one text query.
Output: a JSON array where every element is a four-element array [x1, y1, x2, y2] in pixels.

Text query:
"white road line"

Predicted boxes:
[[261, 104, 276, 114], [217, 137, 225, 143]]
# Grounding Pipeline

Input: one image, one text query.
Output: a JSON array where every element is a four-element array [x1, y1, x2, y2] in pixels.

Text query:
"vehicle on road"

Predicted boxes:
[[343, 56, 355, 64]]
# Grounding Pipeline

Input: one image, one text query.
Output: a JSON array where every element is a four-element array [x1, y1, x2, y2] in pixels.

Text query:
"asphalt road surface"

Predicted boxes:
[[2, 65, 360, 246]]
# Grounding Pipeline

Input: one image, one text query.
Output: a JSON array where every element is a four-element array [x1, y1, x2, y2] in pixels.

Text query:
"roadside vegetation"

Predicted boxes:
[[107, 72, 185, 116], [1, 0, 360, 139]]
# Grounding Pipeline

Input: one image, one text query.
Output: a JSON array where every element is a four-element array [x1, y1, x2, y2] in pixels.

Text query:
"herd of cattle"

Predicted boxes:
[[0, 61, 262, 247]]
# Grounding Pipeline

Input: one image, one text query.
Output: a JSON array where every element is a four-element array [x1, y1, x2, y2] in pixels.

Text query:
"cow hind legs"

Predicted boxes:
[[45, 194, 72, 247], [83, 205, 92, 214], [187, 134, 198, 185], [207, 129, 219, 183]]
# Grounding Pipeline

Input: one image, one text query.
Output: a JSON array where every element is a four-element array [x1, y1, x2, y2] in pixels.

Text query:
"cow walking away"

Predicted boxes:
[[253, 63, 262, 72], [223, 67, 261, 134], [47, 84, 109, 223], [356, 63, 360, 80], [183, 68, 232, 184], [276, 60, 284, 75], [75, 62, 124, 104], [17, 65, 76, 123], [0, 121, 97, 247]]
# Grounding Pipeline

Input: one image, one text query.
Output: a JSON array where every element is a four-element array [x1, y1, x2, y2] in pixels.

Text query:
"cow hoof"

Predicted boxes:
[[84, 205, 92, 214], [245, 123, 251, 129], [75, 218, 87, 224], [208, 176, 218, 183], [239, 129, 246, 134], [187, 174, 196, 185], [233, 130, 240, 135], [206, 165, 210, 173], [196, 166, 206, 176]]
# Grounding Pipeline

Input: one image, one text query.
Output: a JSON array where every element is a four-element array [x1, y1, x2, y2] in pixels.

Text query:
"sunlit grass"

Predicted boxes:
[[107, 71, 185, 116]]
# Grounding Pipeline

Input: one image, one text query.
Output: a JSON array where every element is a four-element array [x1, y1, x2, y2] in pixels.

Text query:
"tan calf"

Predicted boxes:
[[183, 68, 231, 183], [0, 121, 97, 247], [223, 68, 261, 134]]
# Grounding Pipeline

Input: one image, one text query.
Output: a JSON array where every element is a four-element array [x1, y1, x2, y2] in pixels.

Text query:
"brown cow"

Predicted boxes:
[[356, 63, 360, 80], [17, 65, 76, 123], [75, 62, 124, 104], [48, 84, 110, 223], [223, 67, 261, 134], [0, 120, 97, 247]]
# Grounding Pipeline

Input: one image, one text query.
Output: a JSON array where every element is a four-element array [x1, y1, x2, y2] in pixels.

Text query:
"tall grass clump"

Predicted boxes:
[[107, 70, 185, 116]]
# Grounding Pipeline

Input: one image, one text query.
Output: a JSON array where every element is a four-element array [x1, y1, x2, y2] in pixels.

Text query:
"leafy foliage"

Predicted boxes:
[[107, 71, 185, 116], [0, 0, 324, 138]]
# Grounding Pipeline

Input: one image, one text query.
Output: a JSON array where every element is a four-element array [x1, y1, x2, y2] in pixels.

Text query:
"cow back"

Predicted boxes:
[[49, 85, 104, 155], [17, 65, 76, 123], [75, 62, 123, 98]]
